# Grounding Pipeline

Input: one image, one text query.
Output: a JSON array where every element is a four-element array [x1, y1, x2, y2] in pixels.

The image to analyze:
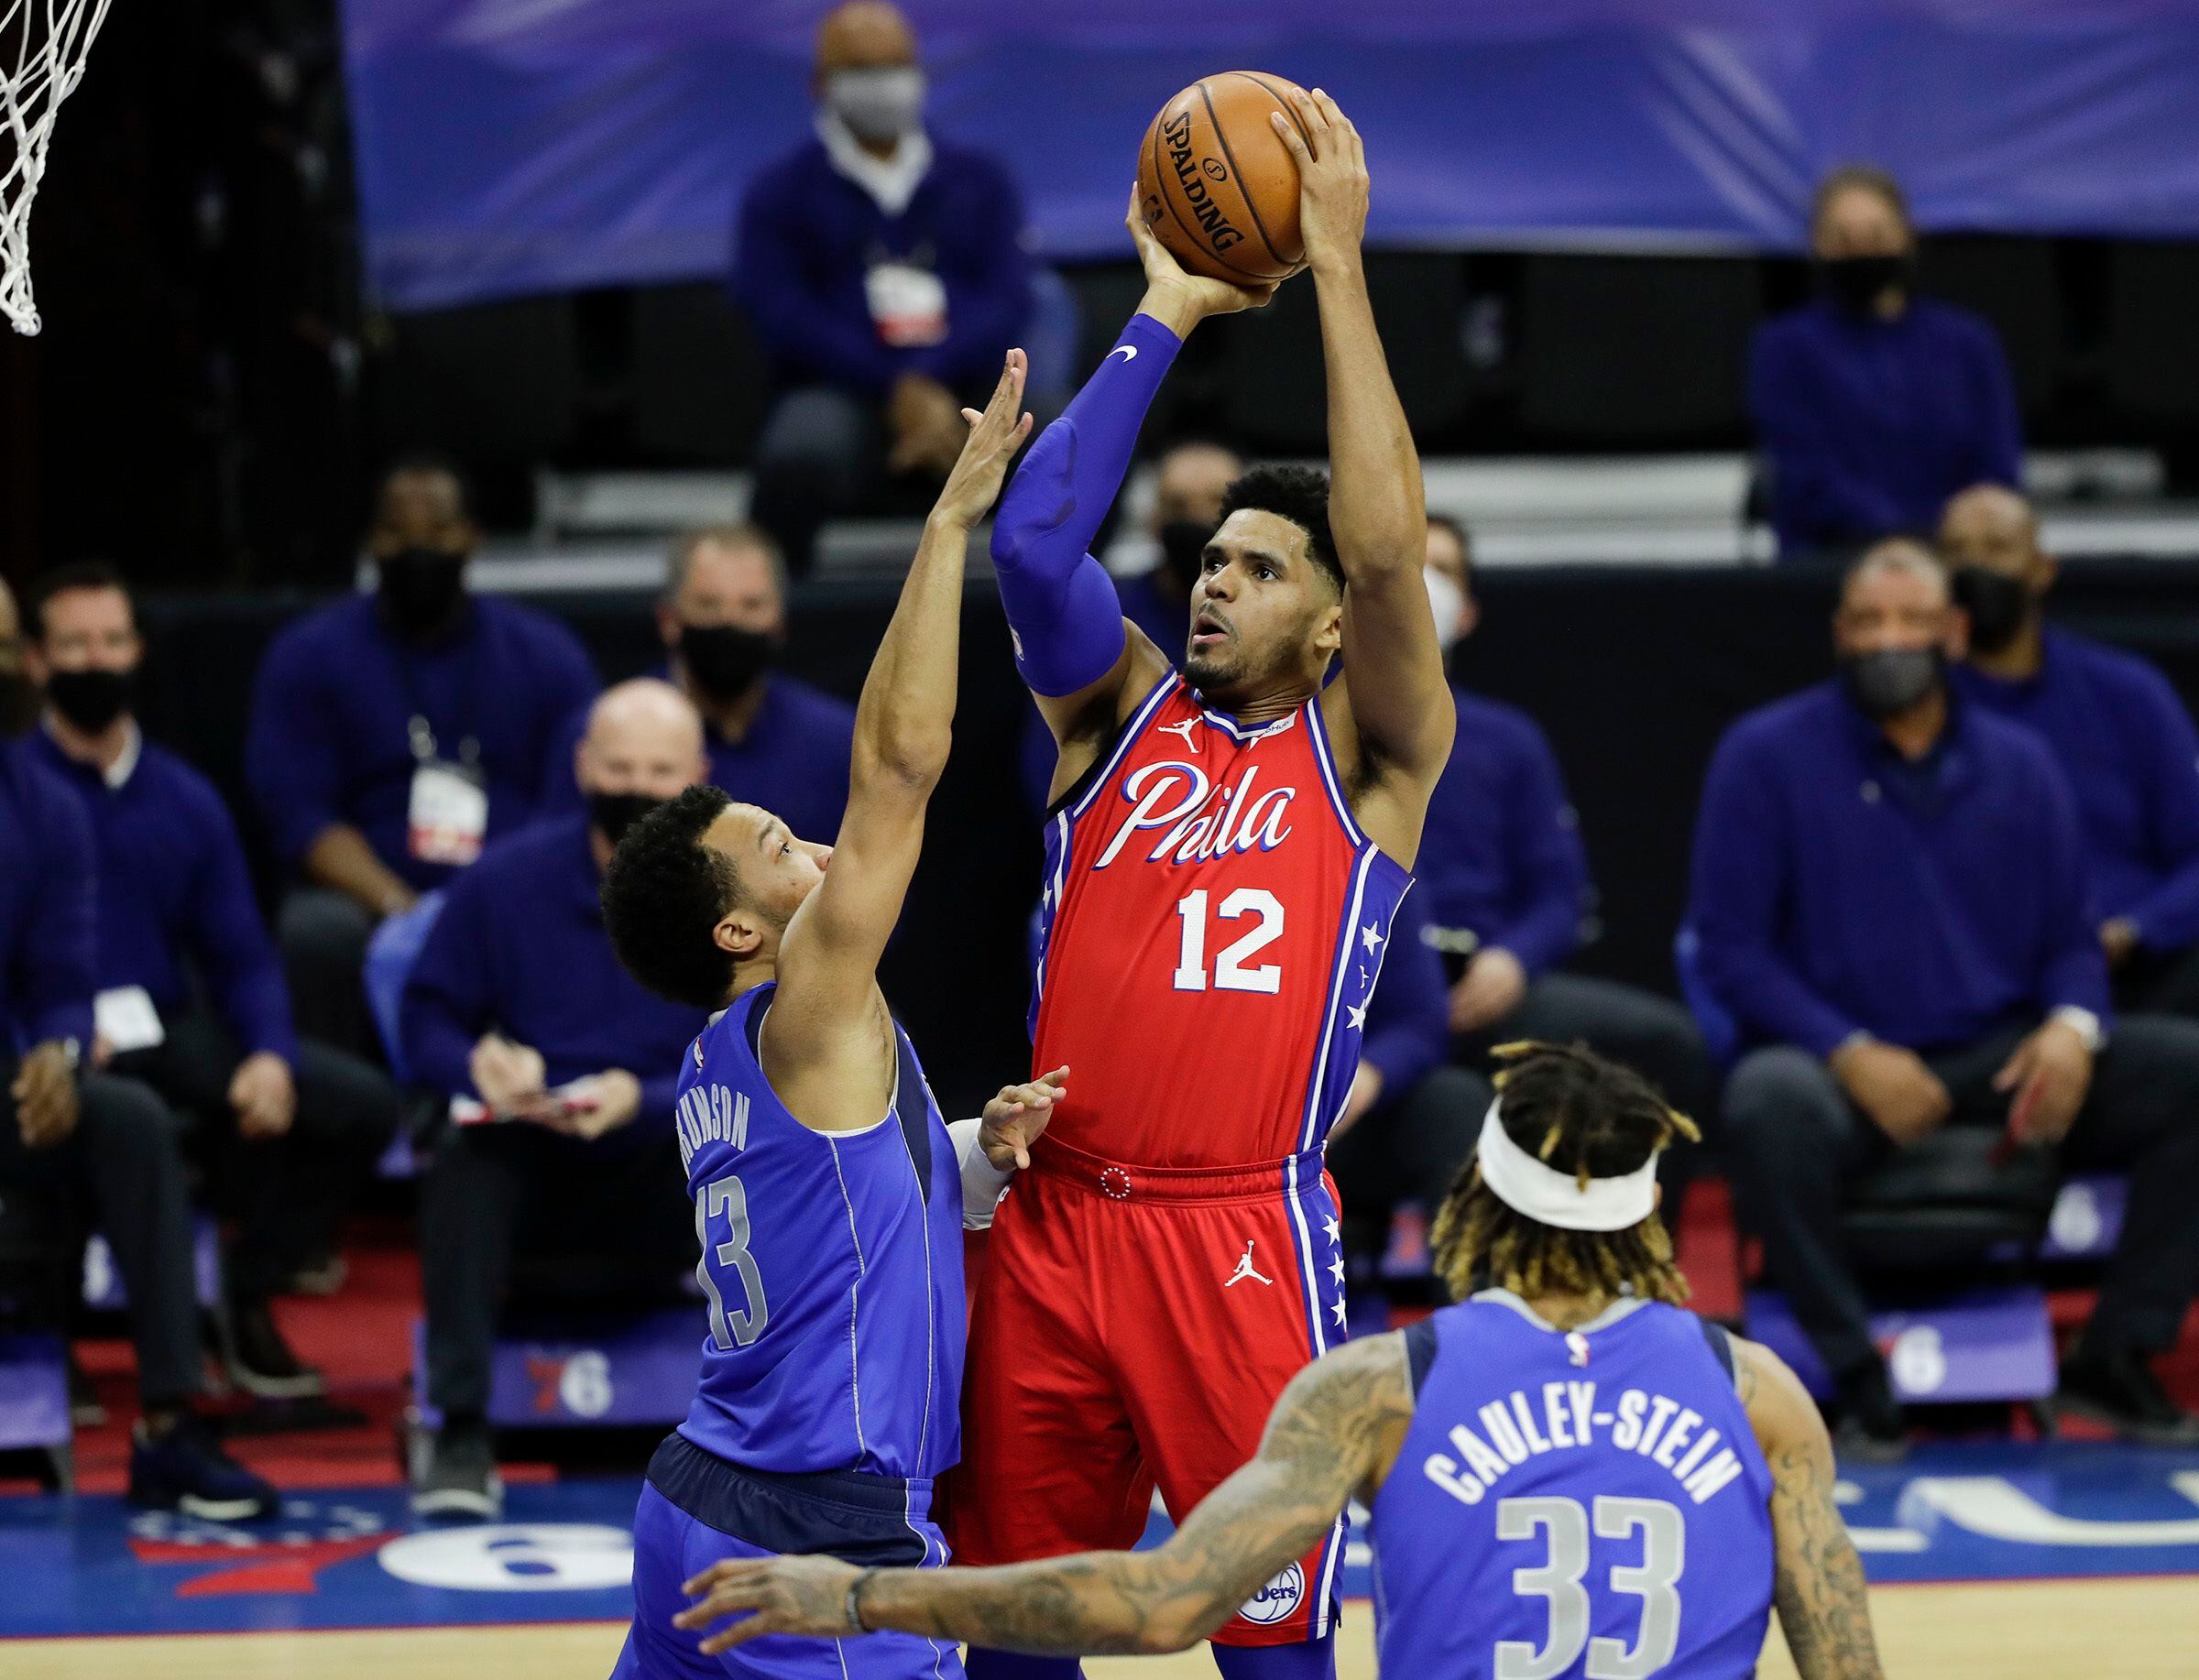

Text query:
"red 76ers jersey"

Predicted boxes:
[[1030, 673, 1414, 1169]]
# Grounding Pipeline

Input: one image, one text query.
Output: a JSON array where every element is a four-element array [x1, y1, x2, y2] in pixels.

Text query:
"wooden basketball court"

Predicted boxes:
[[8, 1576, 2196, 1679]]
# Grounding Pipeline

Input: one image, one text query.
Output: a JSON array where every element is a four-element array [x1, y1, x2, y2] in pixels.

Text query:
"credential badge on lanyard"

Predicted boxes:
[[406, 713, 487, 867]]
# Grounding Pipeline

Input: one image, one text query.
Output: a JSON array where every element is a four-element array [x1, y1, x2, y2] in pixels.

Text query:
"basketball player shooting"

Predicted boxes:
[[946, 88, 1456, 1680], [598, 353, 1071, 1680], [676, 1046, 1887, 1680]]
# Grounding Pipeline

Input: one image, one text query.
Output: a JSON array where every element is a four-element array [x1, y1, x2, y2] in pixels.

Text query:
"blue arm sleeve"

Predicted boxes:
[[1690, 729, 1863, 1060], [990, 312, 1182, 696], [1361, 892, 1448, 1098]]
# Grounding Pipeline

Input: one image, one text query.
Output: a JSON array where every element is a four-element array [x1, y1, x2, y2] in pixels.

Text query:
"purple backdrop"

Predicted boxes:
[[337, 2, 2199, 311]]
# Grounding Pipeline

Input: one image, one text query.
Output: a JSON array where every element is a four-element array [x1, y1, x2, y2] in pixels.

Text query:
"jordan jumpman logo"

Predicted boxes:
[[1225, 1239, 1273, 1288], [1158, 717, 1202, 753]]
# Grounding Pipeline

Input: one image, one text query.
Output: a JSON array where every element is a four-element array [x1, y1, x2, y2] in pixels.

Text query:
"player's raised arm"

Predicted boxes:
[[1271, 93, 1453, 799], [1737, 1337, 1887, 1680], [994, 191, 1272, 771], [673, 1334, 1413, 1658], [763, 355, 1033, 1102]]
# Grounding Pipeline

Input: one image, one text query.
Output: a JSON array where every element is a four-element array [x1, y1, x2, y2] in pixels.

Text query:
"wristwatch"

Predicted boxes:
[[2051, 1006, 2106, 1054]]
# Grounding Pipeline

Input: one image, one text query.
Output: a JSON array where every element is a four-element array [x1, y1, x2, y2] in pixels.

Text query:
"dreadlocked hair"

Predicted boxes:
[[1429, 1041, 1701, 1309]]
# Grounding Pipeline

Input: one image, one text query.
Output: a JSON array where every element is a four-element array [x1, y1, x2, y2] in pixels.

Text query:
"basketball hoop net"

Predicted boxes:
[[1, 0, 113, 335]]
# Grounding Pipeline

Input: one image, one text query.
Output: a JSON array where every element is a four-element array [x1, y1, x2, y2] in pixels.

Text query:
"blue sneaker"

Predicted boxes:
[[128, 1415, 279, 1522]]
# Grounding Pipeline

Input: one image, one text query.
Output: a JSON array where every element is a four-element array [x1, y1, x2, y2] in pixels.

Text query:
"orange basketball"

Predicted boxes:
[[1135, 71, 1310, 285]]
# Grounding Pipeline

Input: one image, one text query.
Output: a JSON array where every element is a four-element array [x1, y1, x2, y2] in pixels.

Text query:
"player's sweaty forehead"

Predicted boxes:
[[1210, 507, 1312, 573]]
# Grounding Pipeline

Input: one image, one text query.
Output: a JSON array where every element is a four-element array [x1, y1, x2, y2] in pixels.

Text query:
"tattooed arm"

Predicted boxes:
[[1735, 1337, 1886, 1680], [673, 1334, 1414, 1658]]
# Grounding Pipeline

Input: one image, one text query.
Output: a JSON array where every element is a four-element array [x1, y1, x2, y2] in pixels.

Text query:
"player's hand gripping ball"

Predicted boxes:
[[1136, 71, 1312, 283]]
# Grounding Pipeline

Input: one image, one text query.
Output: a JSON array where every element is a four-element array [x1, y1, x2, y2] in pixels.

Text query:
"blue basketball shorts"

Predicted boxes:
[[611, 1434, 963, 1680]]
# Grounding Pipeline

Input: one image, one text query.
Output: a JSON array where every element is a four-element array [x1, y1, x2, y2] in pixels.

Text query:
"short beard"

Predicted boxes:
[[1182, 645, 1245, 694]]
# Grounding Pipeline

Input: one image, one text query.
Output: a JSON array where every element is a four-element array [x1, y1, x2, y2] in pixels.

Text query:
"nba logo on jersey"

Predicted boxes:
[[1239, 1562, 1306, 1625]]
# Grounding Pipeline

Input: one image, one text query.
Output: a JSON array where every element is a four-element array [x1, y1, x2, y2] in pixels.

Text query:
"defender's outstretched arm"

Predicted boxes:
[[768, 355, 1032, 1060], [996, 193, 1273, 767], [1737, 1339, 1887, 1680], [673, 1334, 1413, 1657], [1272, 93, 1453, 796]]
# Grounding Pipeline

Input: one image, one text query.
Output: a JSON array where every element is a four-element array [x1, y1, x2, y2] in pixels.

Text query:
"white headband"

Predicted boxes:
[[1476, 1098, 1657, 1232]]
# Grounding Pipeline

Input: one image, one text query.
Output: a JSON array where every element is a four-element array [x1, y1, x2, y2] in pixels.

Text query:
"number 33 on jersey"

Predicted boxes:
[[1032, 673, 1413, 1169]]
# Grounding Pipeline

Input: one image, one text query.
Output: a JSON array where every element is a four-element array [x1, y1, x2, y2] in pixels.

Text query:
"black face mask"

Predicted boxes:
[[1951, 566, 2034, 656], [377, 546, 469, 637], [1818, 253, 1913, 314], [679, 623, 773, 703], [1843, 646, 1945, 720], [1156, 520, 1215, 594], [588, 791, 662, 847], [46, 667, 135, 734]]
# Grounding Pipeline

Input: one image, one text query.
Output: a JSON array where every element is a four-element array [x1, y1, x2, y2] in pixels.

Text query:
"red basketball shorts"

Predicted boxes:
[[944, 1137, 1349, 1646]]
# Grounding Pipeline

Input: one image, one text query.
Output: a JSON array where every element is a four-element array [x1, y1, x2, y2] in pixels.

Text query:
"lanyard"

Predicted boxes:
[[391, 627, 483, 769]]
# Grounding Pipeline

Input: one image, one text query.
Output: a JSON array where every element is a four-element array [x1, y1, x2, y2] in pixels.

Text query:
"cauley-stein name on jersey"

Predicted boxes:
[[1423, 1380, 1752, 1510]]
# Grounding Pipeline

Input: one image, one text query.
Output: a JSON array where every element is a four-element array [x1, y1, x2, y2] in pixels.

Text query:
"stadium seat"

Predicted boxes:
[[410, 1305, 705, 1431], [1515, 255, 1759, 448], [363, 890, 446, 1087]]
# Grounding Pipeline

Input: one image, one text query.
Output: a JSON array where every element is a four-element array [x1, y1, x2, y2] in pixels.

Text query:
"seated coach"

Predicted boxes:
[[1691, 540, 2199, 1452], [246, 456, 600, 1055], [543, 524, 854, 846], [734, 0, 1033, 570], [23, 563, 404, 1399], [1942, 484, 2199, 1018], [401, 680, 711, 1519], [0, 579, 276, 1519], [1420, 516, 1715, 1171]]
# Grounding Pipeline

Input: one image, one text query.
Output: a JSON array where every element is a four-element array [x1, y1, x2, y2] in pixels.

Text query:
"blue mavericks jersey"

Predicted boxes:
[[672, 983, 965, 1480], [1372, 1293, 1774, 1680]]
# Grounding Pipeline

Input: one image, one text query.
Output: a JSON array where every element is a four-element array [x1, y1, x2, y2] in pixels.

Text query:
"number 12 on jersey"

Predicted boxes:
[[1172, 889, 1285, 994]]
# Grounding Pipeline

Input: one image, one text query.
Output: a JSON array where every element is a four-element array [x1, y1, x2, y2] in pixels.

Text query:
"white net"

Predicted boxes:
[[1, 0, 114, 335]]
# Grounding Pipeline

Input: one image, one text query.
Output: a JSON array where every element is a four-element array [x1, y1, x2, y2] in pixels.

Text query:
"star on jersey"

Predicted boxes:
[[1330, 1299, 1348, 1326], [1322, 1216, 1342, 1246], [1329, 1256, 1347, 1287], [1345, 999, 1368, 1032], [1361, 922, 1384, 956]]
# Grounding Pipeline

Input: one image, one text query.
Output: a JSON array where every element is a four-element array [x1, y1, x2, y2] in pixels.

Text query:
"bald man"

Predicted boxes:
[[1941, 485, 2199, 1017], [403, 680, 715, 1518], [735, 0, 1033, 570], [1694, 542, 2199, 1450]]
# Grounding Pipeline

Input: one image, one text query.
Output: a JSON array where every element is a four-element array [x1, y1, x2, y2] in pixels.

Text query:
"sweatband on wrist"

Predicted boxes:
[[947, 1116, 1015, 1230]]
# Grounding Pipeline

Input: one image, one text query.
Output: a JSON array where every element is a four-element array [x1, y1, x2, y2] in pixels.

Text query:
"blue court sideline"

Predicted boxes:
[[5, 1441, 2199, 1641]]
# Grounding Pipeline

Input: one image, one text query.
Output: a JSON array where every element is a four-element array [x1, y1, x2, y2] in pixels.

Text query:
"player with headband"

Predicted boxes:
[[674, 1042, 1887, 1680]]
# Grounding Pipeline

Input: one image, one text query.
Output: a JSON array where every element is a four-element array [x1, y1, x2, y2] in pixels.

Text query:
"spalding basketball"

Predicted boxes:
[[1136, 71, 1310, 284]]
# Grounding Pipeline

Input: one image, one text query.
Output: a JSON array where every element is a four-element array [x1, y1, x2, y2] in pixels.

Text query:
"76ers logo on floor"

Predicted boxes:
[[1239, 1561, 1306, 1624]]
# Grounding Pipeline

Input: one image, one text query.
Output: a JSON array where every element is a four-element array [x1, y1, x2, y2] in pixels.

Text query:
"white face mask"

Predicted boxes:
[[826, 66, 925, 145], [1425, 563, 1467, 656]]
